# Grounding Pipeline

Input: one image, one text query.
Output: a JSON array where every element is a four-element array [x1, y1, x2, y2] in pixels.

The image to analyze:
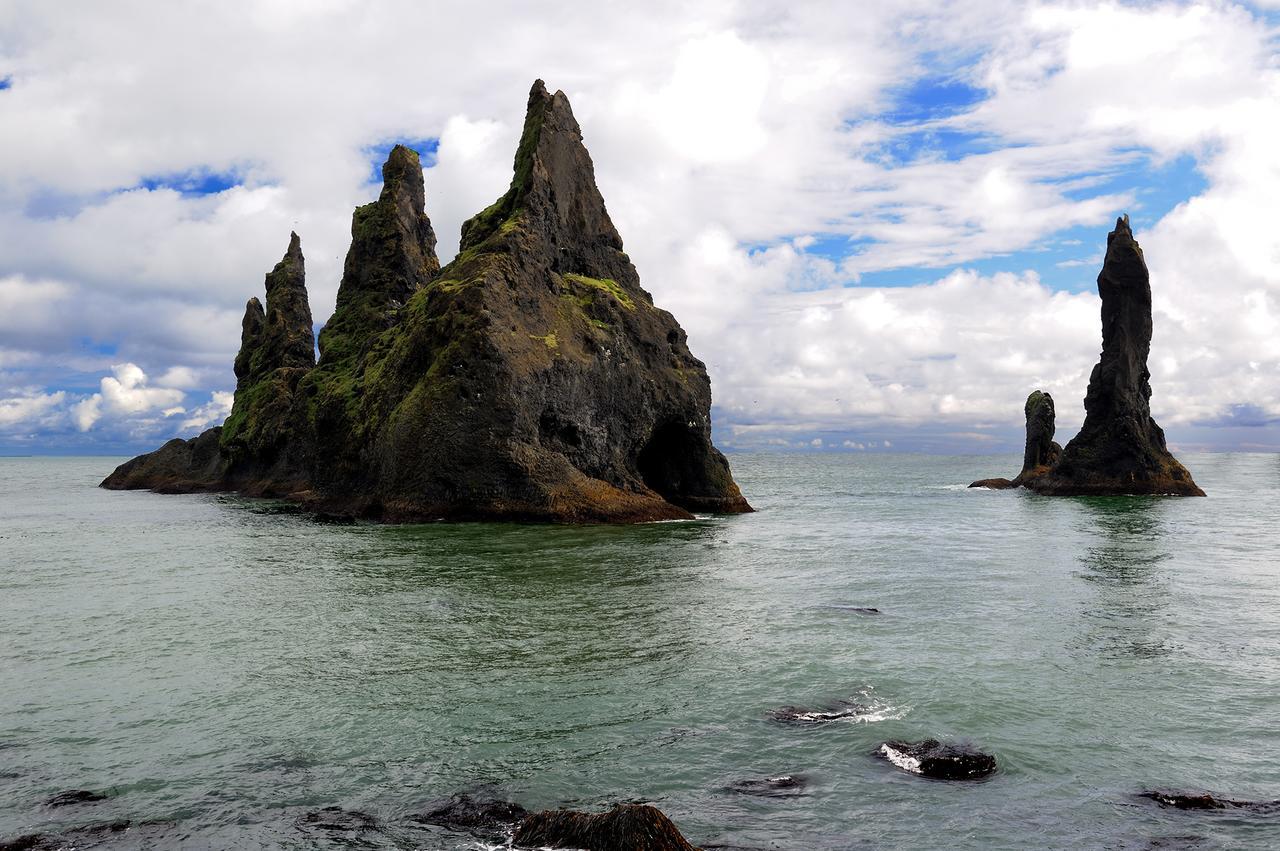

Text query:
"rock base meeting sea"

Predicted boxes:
[[101, 80, 751, 524]]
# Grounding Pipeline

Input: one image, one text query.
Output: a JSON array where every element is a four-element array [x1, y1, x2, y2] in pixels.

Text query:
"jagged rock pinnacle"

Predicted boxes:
[[459, 80, 623, 267], [974, 217, 1203, 496], [318, 144, 440, 364], [102, 81, 751, 522]]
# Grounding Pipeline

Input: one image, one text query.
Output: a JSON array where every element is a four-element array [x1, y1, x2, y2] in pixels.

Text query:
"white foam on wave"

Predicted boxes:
[[880, 743, 922, 773], [791, 698, 908, 724]]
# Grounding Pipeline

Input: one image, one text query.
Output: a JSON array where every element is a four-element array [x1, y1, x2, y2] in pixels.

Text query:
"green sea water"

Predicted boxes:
[[1, 453, 1278, 849]]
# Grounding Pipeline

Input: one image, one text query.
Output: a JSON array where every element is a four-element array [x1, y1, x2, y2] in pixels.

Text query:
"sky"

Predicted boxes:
[[1, 0, 1279, 456]]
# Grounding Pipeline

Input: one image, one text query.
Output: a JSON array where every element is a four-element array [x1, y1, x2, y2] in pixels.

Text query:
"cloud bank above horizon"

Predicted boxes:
[[1, 0, 1278, 455]]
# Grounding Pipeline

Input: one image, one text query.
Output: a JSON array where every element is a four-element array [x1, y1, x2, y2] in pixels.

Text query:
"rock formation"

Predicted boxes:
[[877, 739, 997, 781], [511, 804, 698, 851], [970, 217, 1203, 496], [102, 81, 751, 523], [969, 390, 1061, 489]]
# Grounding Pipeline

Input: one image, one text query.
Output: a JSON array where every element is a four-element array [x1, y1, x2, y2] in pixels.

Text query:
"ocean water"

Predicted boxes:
[[1, 453, 1278, 849]]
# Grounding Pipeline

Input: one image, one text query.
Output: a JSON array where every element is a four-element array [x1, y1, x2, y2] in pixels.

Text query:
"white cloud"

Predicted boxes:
[[73, 363, 186, 431], [180, 391, 234, 431], [0, 390, 66, 428], [0, 0, 1277, 451]]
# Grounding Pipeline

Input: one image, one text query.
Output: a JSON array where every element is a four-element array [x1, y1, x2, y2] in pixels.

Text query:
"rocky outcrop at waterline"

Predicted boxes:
[[102, 80, 751, 523], [971, 217, 1203, 496], [877, 739, 997, 781], [412, 794, 531, 841], [511, 804, 699, 851], [969, 390, 1062, 489], [1138, 790, 1280, 813]]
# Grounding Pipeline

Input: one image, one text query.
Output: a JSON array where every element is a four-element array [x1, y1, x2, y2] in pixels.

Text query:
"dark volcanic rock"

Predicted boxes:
[[1, 820, 131, 851], [512, 804, 698, 850], [1139, 790, 1280, 812], [45, 789, 107, 807], [878, 739, 997, 780], [413, 794, 530, 839], [1018, 389, 1062, 478], [102, 80, 750, 523], [768, 699, 868, 726], [972, 218, 1202, 496], [969, 390, 1061, 489], [1028, 217, 1203, 496], [295, 806, 380, 837], [725, 774, 808, 797]]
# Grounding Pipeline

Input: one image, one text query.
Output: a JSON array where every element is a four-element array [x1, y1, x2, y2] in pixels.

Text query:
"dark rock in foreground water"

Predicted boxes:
[[45, 789, 107, 807], [413, 794, 530, 839], [1139, 790, 1280, 812], [512, 804, 698, 850], [1, 820, 131, 851], [972, 217, 1203, 496], [295, 806, 380, 835], [768, 699, 870, 726], [102, 80, 751, 524], [878, 739, 997, 780], [725, 774, 808, 797]]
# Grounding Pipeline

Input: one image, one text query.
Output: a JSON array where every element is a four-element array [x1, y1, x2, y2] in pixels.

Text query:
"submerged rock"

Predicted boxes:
[[973, 218, 1202, 496], [412, 794, 530, 839], [1139, 790, 1280, 812], [103, 81, 750, 523], [512, 804, 698, 851], [725, 774, 808, 797], [45, 789, 107, 807], [1, 821, 131, 851], [877, 740, 997, 780], [295, 806, 379, 833], [768, 699, 869, 726]]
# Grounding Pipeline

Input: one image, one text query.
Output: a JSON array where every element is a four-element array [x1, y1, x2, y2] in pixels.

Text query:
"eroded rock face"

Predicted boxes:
[[511, 804, 698, 851], [102, 81, 750, 523], [1018, 390, 1061, 479], [969, 390, 1061, 489], [971, 218, 1202, 496], [1029, 217, 1202, 496]]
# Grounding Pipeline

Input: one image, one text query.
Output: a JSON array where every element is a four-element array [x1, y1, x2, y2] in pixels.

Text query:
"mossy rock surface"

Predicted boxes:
[[102, 81, 751, 522]]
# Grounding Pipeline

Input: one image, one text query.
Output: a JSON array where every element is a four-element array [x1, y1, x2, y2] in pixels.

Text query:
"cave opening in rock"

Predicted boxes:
[[637, 421, 704, 504]]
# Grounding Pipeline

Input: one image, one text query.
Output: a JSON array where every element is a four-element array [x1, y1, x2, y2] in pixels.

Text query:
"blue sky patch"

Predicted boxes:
[[139, 168, 242, 196], [0, 76, 11, 91], [367, 137, 439, 183], [880, 71, 987, 123]]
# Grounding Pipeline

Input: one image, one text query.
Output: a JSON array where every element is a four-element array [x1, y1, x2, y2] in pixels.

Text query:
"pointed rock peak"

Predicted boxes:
[[319, 143, 440, 363], [459, 79, 622, 255], [380, 144, 426, 210], [266, 232, 306, 298]]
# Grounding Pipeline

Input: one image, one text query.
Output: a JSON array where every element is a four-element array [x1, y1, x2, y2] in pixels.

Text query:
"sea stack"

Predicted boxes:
[[102, 80, 752, 522], [970, 390, 1062, 489], [972, 216, 1203, 496]]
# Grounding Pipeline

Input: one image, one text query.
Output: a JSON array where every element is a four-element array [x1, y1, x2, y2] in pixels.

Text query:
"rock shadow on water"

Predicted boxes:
[[1071, 497, 1181, 661]]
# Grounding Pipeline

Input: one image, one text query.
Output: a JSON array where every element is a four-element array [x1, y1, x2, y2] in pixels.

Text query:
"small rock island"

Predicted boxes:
[[972, 216, 1203, 496], [102, 81, 752, 522]]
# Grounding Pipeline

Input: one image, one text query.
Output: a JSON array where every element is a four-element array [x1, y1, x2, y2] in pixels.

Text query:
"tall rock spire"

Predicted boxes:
[[459, 80, 624, 271], [1000, 217, 1202, 496], [319, 144, 440, 364], [233, 232, 314, 390], [104, 82, 751, 522]]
